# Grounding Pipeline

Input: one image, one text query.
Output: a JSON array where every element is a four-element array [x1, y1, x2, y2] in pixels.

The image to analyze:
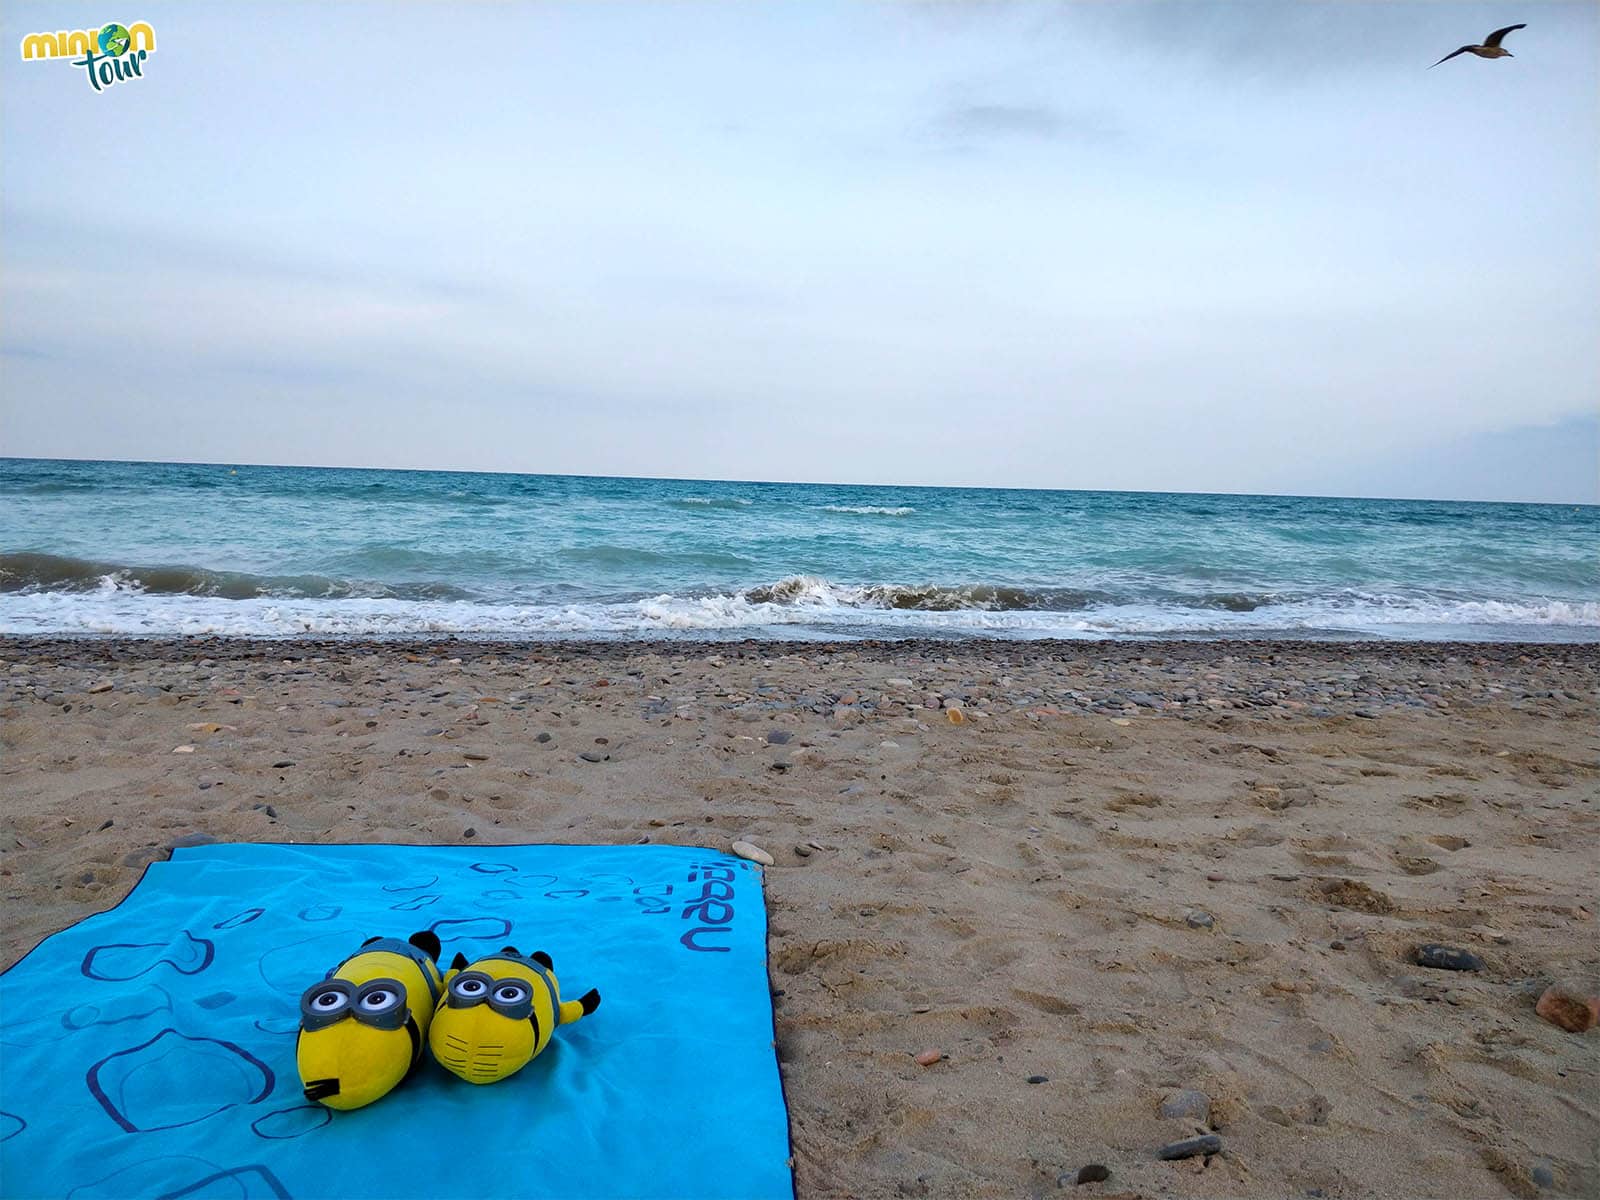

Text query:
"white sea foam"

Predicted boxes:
[[820, 505, 916, 516], [2, 580, 1596, 640]]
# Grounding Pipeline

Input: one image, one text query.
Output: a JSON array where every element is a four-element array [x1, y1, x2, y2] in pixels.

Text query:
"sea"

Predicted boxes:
[[1, 458, 1595, 642]]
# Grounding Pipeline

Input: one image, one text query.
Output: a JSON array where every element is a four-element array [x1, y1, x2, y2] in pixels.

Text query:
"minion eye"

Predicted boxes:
[[455, 977, 486, 997], [310, 988, 348, 1013], [359, 988, 399, 1012], [494, 982, 529, 1004]]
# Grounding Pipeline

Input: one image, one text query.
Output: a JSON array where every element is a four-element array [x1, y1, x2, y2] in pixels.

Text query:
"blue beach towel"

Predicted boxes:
[[0, 843, 793, 1200]]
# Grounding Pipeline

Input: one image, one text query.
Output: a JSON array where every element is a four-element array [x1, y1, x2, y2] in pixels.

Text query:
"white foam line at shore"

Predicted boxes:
[[2, 588, 1595, 640]]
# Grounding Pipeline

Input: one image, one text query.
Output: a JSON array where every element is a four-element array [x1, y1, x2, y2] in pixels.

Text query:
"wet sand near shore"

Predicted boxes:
[[2, 638, 1597, 1198]]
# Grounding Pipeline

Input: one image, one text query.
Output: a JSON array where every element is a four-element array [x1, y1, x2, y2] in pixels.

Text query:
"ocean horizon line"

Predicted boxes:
[[2, 454, 1593, 510]]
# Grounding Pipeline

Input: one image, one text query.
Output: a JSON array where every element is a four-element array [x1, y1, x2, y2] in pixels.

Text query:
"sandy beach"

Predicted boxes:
[[2, 637, 1596, 1198]]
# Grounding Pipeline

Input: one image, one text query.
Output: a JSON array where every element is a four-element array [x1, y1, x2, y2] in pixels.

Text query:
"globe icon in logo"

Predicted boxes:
[[98, 23, 131, 55]]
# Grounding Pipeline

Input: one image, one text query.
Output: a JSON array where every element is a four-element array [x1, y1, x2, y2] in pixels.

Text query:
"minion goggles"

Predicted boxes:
[[299, 977, 411, 1032], [444, 970, 540, 1021]]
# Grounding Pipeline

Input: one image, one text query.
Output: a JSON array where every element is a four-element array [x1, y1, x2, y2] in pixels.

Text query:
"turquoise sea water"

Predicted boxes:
[[1, 458, 1595, 640]]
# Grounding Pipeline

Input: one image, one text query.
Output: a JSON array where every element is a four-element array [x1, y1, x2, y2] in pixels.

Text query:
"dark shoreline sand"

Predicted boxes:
[[2, 637, 1596, 1197]]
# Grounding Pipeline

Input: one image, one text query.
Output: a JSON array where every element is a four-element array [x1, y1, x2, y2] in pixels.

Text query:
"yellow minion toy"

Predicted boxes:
[[295, 930, 444, 1110], [429, 946, 599, 1084]]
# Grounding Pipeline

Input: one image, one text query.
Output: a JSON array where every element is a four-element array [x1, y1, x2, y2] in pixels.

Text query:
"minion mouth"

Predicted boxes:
[[302, 1078, 340, 1102]]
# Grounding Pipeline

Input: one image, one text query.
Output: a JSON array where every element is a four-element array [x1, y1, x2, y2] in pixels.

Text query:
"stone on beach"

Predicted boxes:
[[731, 840, 774, 866], [1157, 1134, 1221, 1160], [914, 1049, 942, 1066], [1415, 944, 1485, 971], [1535, 980, 1598, 1033]]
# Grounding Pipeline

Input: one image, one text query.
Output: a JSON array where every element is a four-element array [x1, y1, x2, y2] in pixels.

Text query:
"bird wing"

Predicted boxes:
[[1429, 45, 1473, 67], [1483, 24, 1526, 47]]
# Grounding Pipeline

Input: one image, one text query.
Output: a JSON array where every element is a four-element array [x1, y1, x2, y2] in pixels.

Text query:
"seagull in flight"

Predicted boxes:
[[1430, 23, 1526, 67]]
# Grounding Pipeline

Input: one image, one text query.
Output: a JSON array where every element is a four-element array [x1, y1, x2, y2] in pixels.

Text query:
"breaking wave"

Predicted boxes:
[[741, 576, 1100, 611], [0, 552, 472, 602], [820, 504, 916, 516]]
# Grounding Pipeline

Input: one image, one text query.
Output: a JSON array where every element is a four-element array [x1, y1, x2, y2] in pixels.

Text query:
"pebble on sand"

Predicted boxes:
[[1535, 980, 1599, 1033], [731, 840, 774, 866], [1415, 944, 1485, 972], [914, 1049, 942, 1066], [945, 708, 965, 724], [1074, 1165, 1111, 1185], [579, 750, 610, 763], [1185, 911, 1215, 930], [172, 745, 195, 754], [1157, 1134, 1221, 1160]]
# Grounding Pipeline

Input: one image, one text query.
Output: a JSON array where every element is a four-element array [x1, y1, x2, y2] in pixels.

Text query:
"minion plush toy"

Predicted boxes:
[[429, 946, 599, 1084], [296, 930, 444, 1110]]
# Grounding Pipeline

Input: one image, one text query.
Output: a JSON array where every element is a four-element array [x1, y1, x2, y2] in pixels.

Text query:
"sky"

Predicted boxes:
[[1, 1, 1596, 503]]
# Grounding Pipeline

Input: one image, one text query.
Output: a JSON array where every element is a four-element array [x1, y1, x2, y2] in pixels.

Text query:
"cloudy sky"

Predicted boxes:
[[2, 1, 1595, 502]]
